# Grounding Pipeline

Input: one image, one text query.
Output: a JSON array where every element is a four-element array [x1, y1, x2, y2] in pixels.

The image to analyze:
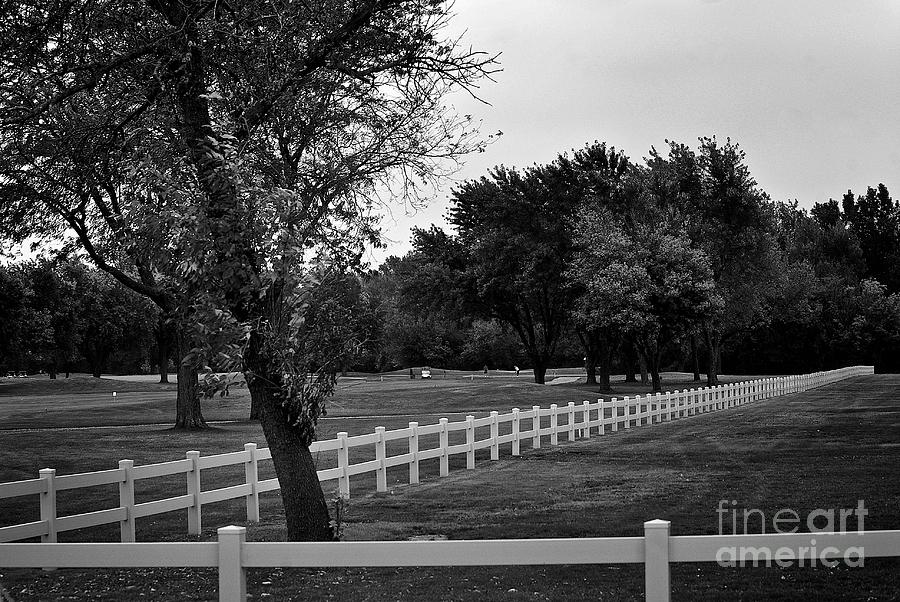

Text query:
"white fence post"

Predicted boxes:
[[439, 418, 449, 476], [490, 412, 500, 460], [512, 408, 521, 456], [611, 398, 618, 432], [582, 400, 591, 438], [550, 404, 559, 445], [644, 519, 671, 602], [337, 432, 350, 499], [598, 400, 605, 436], [567, 403, 576, 441], [532, 405, 541, 449], [375, 426, 388, 492], [466, 416, 476, 469], [118, 459, 136, 543], [623, 396, 631, 429], [186, 450, 201, 535], [39, 468, 56, 544], [409, 422, 419, 484], [244, 443, 259, 523], [218, 526, 246, 602]]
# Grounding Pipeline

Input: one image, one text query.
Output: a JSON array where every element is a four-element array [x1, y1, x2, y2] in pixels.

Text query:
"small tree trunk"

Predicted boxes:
[[705, 328, 721, 386], [598, 347, 612, 391], [174, 326, 206, 430], [584, 360, 597, 385], [638, 353, 649, 385], [623, 343, 637, 382], [254, 381, 334, 541], [578, 330, 598, 386], [690, 333, 701, 382], [648, 348, 662, 393]]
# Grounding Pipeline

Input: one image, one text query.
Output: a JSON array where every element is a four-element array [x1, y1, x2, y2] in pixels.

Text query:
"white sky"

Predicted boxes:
[[369, 0, 900, 265]]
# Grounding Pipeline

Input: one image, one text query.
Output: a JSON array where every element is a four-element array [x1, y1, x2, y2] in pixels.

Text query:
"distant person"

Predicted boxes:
[[483, 365, 488, 375], [514, 366, 520, 377]]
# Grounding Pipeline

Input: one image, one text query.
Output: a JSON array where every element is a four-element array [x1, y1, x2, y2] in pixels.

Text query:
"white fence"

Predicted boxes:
[[3, 520, 899, 601], [0, 365, 874, 545]]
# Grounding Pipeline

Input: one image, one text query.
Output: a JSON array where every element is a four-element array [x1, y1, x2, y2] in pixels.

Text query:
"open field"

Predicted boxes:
[[0, 371, 757, 429], [1, 374, 899, 599]]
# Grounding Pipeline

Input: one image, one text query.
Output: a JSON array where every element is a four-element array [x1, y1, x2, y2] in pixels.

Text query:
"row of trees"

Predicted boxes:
[[0, 259, 160, 378], [11, 139, 896, 396], [361, 138, 900, 388]]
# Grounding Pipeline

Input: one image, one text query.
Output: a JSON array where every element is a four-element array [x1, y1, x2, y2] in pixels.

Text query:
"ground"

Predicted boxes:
[[0, 372, 898, 600]]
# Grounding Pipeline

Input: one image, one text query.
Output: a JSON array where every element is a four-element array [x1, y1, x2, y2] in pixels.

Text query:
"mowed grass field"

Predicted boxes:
[[0, 373, 899, 600]]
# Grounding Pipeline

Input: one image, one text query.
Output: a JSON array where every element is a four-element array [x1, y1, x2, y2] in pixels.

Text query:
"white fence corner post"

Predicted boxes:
[[337, 432, 350, 499], [118, 459, 136, 542], [550, 404, 558, 445], [186, 450, 202, 535], [243, 444, 259, 523], [439, 418, 449, 476], [644, 519, 671, 602], [511, 409, 521, 456], [532, 405, 541, 448], [490, 412, 500, 460], [408, 422, 420, 484], [375, 426, 387, 492], [218, 525, 247, 602], [610, 398, 619, 432], [465, 416, 476, 469]]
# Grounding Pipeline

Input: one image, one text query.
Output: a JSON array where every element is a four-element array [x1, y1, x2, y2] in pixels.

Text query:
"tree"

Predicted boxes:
[[840, 185, 899, 291], [645, 137, 781, 384], [442, 163, 581, 383], [1, 0, 495, 540], [556, 142, 629, 387], [571, 208, 716, 392]]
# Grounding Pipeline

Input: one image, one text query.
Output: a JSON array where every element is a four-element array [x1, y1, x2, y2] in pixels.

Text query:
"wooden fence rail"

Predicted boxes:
[[0, 366, 874, 544], [2, 521, 898, 601]]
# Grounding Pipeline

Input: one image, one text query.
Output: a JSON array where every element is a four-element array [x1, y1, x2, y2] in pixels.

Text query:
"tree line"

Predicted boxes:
[[356, 138, 900, 388], [5, 140, 898, 396]]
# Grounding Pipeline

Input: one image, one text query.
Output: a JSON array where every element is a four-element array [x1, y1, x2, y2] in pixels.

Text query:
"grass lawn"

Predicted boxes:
[[0, 370, 753, 428], [0, 374, 898, 600]]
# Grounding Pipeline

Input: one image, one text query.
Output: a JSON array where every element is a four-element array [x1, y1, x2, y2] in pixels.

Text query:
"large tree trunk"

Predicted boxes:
[[254, 381, 334, 541], [249, 393, 261, 420], [533, 359, 548, 384], [174, 326, 206, 430]]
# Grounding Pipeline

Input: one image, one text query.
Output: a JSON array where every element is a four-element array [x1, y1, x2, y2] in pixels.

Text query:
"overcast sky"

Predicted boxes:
[[370, 0, 900, 264]]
